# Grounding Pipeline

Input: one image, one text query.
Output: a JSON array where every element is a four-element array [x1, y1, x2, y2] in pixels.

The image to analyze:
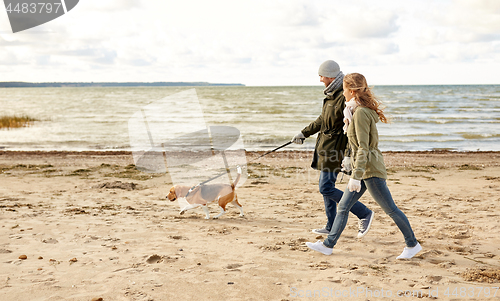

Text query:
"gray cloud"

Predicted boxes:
[[35, 55, 53, 66], [81, 0, 141, 12], [59, 48, 100, 56], [56, 47, 117, 64], [0, 52, 26, 65], [0, 36, 28, 46], [92, 49, 117, 65], [347, 13, 399, 38], [127, 58, 156, 67], [1, 0, 499, 85], [424, 1, 500, 43], [286, 4, 321, 27]]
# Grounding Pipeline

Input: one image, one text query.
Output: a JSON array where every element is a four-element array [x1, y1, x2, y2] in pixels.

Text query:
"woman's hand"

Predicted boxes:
[[341, 156, 352, 173], [348, 178, 361, 192]]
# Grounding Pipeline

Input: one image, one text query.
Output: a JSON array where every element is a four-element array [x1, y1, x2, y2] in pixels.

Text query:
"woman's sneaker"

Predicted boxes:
[[311, 228, 330, 235], [357, 210, 374, 238], [306, 240, 333, 255]]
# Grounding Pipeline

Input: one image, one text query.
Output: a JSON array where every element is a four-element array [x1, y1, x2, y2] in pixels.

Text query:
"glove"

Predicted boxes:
[[341, 157, 352, 173], [347, 178, 361, 193], [291, 132, 305, 144]]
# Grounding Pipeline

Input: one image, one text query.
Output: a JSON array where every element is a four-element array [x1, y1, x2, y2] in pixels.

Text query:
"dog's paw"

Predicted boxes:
[[179, 211, 185, 215], [204, 216, 210, 219]]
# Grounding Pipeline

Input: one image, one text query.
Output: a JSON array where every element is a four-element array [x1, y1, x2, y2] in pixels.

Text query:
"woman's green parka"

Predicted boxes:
[[347, 107, 387, 180]]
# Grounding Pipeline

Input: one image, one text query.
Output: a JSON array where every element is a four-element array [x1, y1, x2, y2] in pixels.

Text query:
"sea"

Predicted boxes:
[[1, 85, 499, 152]]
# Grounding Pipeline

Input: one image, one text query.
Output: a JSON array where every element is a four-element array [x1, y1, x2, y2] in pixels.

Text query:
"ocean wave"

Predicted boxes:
[[381, 137, 464, 143], [268, 91, 290, 95], [3, 85, 500, 152], [460, 133, 500, 139], [391, 90, 421, 94], [393, 118, 499, 124], [381, 133, 447, 137]]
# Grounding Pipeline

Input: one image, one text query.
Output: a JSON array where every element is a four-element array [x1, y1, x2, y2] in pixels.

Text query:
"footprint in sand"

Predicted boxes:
[[146, 254, 163, 264], [225, 263, 243, 270]]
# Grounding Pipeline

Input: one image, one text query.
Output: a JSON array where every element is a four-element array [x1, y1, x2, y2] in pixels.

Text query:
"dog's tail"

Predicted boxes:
[[231, 166, 242, 190]]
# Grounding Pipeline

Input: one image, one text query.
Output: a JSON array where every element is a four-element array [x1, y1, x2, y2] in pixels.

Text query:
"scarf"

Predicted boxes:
[[343, 97, 359, 134], [323, 71, 344, 96]]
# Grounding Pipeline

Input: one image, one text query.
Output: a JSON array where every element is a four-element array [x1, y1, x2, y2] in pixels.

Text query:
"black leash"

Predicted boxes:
[[186, 141, 293, 194], [250, 141, 292, 162]]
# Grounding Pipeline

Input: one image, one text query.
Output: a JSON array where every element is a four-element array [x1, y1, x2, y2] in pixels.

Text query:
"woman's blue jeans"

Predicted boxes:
[[319, 171, 371, 231], [323, 177, 418, 248]]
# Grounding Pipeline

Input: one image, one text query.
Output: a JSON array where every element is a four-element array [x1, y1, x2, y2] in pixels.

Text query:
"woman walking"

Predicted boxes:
[[306, 73, 422, 259]]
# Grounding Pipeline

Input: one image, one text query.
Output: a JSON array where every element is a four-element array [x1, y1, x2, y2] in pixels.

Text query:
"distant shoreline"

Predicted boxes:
[[0, 81, 245, 88]]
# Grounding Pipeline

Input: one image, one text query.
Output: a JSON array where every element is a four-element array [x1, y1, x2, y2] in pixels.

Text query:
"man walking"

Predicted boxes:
[[291, 60, 374, 237]]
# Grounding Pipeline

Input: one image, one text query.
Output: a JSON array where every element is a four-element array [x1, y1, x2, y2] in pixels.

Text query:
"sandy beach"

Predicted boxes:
[[0, 150, 499, 301]]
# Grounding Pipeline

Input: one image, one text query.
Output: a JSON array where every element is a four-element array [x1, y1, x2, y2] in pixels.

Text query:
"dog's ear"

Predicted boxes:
[[167, 186, 177, 201]]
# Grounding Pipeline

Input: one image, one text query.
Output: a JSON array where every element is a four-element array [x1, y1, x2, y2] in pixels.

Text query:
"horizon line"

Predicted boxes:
[[1, 81, 499, 88]]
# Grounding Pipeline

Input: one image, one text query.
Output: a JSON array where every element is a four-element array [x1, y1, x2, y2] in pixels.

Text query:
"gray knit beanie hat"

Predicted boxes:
[[318, 60, 341, 78]]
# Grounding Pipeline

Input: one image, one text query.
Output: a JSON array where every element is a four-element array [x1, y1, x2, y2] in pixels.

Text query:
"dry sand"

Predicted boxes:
[[0, 150, 499, 301]]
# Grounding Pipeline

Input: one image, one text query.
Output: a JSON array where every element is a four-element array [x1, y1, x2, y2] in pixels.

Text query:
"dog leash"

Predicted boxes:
[[185, 141, 293, 196], [249, 141, 293, 162]]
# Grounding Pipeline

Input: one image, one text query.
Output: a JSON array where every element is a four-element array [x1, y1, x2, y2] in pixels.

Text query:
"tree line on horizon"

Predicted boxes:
[[0, 82, 245, 88]]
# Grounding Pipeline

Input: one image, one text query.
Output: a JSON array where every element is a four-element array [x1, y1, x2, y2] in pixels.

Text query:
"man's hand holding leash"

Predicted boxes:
[[291, 132, 305, 144]]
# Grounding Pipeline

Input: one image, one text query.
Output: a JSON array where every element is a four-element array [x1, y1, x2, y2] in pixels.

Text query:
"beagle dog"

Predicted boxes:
[[166, 166, 243, 219]]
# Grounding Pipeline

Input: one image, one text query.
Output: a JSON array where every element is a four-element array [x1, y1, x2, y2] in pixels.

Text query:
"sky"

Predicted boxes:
[[1, 0, 500, 86]]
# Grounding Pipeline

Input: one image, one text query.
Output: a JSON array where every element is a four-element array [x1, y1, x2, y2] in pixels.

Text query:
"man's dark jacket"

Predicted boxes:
[[301, 88, 348, 172]]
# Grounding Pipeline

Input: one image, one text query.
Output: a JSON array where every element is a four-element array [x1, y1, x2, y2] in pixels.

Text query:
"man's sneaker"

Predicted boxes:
[[311, 228, 330, 235], [357, 210, 374, 238], [306, 240, 333, 255], [396, 242, 422, 259]]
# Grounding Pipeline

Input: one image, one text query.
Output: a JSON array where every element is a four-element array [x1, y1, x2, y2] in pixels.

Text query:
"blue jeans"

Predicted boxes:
[[323, 177, 418, 248], [319, 171, 371, 231]]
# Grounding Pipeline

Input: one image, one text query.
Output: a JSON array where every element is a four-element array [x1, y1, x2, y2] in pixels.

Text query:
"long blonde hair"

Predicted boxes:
[[344, 73, 388, 123]]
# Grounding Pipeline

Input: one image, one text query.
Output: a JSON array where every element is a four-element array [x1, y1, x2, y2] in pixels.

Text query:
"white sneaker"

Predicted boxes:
[[306, 240, 333, 255], [311, 228, 330, 235], [396, 242, 422, 259]]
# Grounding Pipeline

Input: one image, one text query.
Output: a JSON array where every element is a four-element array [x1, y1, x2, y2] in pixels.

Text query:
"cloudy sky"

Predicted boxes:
[[1, 0, 500, 86]]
